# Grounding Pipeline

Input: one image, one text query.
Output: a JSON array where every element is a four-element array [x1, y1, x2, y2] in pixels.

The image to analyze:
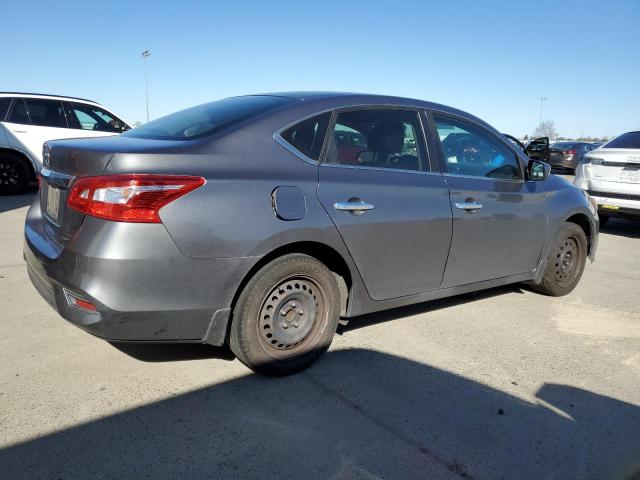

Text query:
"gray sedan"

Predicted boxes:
[[24, 93, 599, 375]]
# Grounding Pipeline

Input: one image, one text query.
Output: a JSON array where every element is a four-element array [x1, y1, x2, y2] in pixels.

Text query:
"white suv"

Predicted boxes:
[[575, 130, 640, 224], [0, 93, 130, 194]]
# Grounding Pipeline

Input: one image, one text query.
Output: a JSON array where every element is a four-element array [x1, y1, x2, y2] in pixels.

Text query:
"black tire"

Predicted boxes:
[[598, 214, 610, 227], [532, 222, 588, 297], [229, 253, 340, 376], [0, 152, 31, 195]]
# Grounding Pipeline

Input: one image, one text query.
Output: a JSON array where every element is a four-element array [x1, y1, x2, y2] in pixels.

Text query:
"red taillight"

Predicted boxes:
[[67, 174, 205, 223]]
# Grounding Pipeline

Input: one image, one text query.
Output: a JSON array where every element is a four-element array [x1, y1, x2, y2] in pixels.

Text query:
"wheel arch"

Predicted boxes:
[[565, 212, 594, 257], [230, 241, 354, 320], [0, 147, 38, 180]]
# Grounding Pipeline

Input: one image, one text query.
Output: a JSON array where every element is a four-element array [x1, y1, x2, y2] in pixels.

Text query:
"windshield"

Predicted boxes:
[[123, 95, 296, 140], [603, 131, 640, 149]]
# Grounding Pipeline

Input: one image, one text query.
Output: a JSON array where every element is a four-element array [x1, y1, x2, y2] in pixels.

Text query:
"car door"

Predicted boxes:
[[317, 108, 452, 301], [428, 112, 547, 288], [4, 98, 73, 165], [525, 137, 550, 162]]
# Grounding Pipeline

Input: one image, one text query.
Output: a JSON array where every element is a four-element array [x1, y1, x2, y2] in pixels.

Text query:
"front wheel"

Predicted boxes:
[[229, 254, 340, 376], [532, 222, 588, 297]]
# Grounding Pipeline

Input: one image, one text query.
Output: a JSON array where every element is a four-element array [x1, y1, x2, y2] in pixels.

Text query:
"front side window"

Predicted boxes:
[[280, 112, 331, 160], [433, 115, 522, 180], [123, 95, 296, 140], [7, 99, 29, 125], [24, 99, 67, 128], [604, 131, 640, 149], [68, 103, 126, 132], [325, 109, 426, 172]]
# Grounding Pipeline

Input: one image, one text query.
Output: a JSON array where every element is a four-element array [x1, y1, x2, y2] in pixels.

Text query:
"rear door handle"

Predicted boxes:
[[455, 201, 483, 211], [334, 199, 374, 215]]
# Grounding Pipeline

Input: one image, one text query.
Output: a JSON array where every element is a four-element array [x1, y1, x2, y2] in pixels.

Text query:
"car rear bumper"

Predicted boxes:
[[23, 198, 254, 345], [549, 157, 577, 170]]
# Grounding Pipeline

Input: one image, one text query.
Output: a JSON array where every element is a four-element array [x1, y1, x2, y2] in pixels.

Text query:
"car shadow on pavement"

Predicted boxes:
[[600, 218, 640, 239], [1, 348, 638, 480], [0, 189, 38, 214], [109, 341, 236, 362]]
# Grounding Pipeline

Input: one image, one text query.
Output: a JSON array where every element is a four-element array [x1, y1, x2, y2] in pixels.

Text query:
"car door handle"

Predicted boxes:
[[334, 199, 374, 215], [455, 201, 483, 211]]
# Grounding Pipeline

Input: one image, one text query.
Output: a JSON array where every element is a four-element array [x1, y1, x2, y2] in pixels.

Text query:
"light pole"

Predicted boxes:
[[141, 50, 151, 122], [538, 96, 548, 125]]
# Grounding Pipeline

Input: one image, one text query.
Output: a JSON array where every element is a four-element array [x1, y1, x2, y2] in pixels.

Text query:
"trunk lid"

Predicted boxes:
[[40, 136, 186, 244], [586, 148, 640, 184]]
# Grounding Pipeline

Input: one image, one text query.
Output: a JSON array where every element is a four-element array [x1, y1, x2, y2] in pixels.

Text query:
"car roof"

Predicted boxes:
[[0, 92, 100, 105], [249, 91, 492, 130]]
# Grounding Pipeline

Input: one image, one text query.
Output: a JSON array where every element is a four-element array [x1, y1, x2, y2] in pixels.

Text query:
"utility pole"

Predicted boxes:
[[539, 96, 548, 125], [141, 50, 151, 122]]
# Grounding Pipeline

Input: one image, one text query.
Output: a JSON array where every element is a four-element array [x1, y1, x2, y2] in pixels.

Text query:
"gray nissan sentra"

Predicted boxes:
[[24, 92, 599, 375]]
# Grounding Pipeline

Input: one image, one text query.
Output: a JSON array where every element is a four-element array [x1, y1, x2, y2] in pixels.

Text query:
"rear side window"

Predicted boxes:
[[123, 95, 296, 140], [604, 131, 640, 149], [7, 99, 29, 124], [280, 112, 331, 160], [0, 98, 11, 121], [24, 99, 67, 128]]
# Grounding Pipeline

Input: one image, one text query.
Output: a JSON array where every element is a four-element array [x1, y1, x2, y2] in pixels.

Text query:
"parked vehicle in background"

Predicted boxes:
[[503, 134, 550, 162], [548, 141, 597, 173], [575, 130, 640, 224], [24, 92, 598, 376], [0, 93, 130, 194]]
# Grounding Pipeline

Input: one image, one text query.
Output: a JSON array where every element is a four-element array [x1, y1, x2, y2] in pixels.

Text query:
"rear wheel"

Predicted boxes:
[[0, 152, 31, 195], [229, 254, 340, 376], [532, 222, 587, 297]]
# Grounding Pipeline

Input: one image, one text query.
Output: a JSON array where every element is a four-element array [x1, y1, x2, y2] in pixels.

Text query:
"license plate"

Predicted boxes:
[[620, 169, 640, 183], [46, 184, 61, 220]]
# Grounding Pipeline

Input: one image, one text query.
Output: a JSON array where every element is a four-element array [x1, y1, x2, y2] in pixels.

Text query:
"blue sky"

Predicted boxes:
[[2, 0, 638, 137]]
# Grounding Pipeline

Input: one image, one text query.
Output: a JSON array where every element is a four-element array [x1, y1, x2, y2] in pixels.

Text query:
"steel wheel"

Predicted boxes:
[[258, 276, 327, 353], [230, 253, 340, 375], [554, 236, 581, 288]]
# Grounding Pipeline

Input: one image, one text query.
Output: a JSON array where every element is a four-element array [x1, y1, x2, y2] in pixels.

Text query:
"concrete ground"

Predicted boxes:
[[1, 187, 639, 480]]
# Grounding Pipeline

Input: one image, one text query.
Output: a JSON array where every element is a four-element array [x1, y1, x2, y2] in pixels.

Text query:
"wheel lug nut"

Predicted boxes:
[[297, 310, 304, 315], [292, 322, 298, 328], [281, 322, 288, 329]]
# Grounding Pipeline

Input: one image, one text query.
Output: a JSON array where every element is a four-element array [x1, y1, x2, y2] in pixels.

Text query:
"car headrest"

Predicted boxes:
[[367, 121, 404, 154]]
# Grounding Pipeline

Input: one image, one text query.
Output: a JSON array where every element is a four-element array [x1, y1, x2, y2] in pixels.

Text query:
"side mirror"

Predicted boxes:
[[527, 159, 551, 181]]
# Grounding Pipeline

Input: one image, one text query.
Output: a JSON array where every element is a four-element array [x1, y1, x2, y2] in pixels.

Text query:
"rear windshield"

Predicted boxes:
[[603, 131, 640, 149], [123, 95, 296, 140], [551, 142, 579, 149]]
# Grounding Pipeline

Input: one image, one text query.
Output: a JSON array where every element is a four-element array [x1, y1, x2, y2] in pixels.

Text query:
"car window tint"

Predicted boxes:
[[325, 110, 425, 172], [7, 99, 29, 125], [70, 103, 124, 132], [433, 115, 522, 180], [123, 95, 296, 140], [24, 99, 67, 128], [0, 98, 11, 121], [281, 112, 331, 160], [604, 131, 640, 149]]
